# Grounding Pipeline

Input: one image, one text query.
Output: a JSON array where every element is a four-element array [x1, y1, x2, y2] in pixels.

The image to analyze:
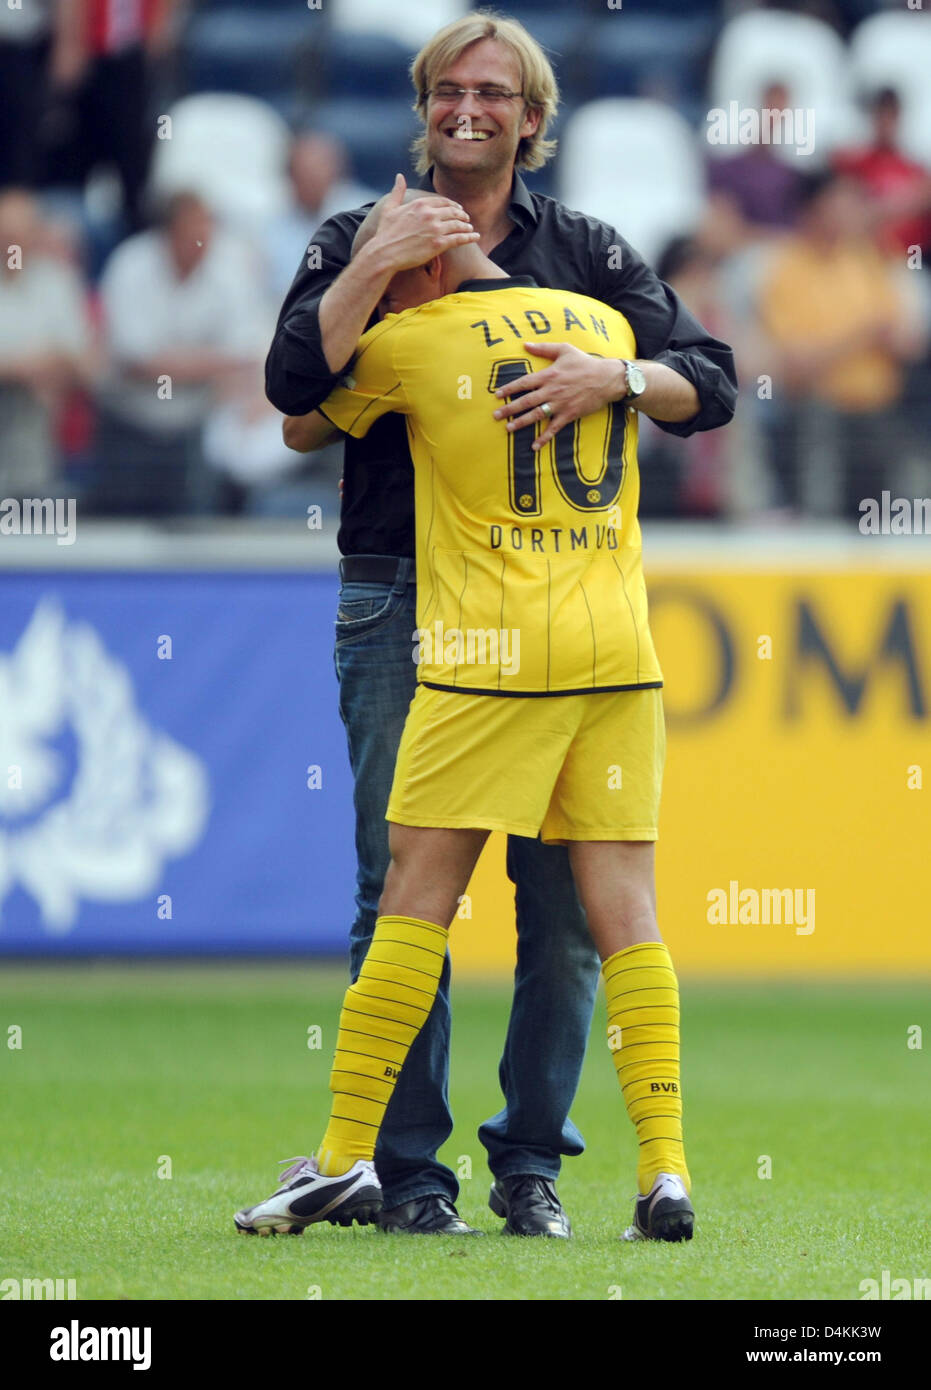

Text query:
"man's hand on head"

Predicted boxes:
[[362, 173, 480, 276], [318, 174, 480, 374]]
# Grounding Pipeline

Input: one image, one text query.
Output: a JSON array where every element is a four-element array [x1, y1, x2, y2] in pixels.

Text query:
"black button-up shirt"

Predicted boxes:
[[265, 171, 738, 559]]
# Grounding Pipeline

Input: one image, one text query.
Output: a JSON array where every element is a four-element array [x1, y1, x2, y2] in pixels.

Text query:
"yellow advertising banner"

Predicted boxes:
[[451, 560, 931, 976]]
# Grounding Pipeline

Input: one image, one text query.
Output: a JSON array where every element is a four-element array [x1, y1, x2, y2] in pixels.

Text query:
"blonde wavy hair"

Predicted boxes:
[[409, 10, 560, 175]]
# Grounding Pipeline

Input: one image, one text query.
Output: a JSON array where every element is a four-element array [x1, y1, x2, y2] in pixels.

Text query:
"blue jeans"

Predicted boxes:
[[333, 563, 601, 1207]]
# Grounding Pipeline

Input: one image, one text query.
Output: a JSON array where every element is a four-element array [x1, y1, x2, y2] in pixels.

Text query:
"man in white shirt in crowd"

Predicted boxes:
[[92, 190, 270, 515], [0, 189, 94, 499]]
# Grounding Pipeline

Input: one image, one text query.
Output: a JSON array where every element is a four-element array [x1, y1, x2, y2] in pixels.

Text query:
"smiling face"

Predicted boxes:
[[424, 38, 541, 181]]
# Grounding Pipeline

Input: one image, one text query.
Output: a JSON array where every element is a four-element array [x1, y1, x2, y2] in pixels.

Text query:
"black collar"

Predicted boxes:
[[455, 275, 538, 292], [419, 168, 538, 227], [507, 172, 537, 226]]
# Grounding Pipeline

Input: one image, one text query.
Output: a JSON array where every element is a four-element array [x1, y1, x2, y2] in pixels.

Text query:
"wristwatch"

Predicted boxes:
[[621, 360, 647, 401]]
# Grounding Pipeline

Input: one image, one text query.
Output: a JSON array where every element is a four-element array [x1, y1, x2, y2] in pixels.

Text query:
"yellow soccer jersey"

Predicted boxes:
[[320, 279, 663, 696]]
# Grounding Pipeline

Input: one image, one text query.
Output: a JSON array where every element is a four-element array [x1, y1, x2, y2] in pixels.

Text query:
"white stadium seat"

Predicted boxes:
[[558, 99, 703, 267], [147, 93, 291, 235], [848, 11, 931, 165], [709, 10, 854, 165], [332, 0, 469, 49]]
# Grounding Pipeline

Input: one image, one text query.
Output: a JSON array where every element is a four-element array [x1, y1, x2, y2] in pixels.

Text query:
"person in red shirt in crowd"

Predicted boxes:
[[833, 87, 931, 258]]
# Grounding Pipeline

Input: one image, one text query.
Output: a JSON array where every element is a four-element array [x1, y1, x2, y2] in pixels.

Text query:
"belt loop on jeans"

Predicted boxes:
[[339, 555, 416, 587], [391, 557, 414, 592]]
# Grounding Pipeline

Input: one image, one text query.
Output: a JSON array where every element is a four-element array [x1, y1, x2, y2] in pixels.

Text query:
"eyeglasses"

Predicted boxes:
[[426, 84, 523, 107]]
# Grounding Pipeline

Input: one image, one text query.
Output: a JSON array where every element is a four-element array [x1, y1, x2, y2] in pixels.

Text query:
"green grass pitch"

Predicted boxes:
[[1, 965, 928, 1301]]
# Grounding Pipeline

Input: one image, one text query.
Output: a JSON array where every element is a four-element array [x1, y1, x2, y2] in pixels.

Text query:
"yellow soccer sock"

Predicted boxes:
[[603, 940, 691, 1196], [316, 914, 448, 1176]]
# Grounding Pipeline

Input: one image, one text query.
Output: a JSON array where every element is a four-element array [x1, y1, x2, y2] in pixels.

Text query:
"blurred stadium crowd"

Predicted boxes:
[[2, 0, 930, 522]]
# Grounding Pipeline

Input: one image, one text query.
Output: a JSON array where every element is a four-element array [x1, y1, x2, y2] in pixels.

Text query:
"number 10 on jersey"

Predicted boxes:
[[489, 358, 628, 519]]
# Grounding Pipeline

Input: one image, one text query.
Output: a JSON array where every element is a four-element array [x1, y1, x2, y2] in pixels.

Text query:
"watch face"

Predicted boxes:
[[627, 363, 647, 398]]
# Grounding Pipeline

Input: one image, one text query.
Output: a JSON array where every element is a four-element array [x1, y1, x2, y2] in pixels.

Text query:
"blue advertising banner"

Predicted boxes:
[[0, 572, 358, 954]]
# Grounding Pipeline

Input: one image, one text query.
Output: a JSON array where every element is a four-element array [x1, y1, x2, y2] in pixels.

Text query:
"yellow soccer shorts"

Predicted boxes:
[[387, 684, 665, 843]]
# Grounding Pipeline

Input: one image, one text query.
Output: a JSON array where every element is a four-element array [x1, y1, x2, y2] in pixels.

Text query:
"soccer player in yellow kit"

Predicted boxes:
[[235, 190, 694, 1242]]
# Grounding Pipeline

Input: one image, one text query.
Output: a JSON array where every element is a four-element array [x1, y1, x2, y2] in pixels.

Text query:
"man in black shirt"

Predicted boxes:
[[259, 12, 736, 1239]]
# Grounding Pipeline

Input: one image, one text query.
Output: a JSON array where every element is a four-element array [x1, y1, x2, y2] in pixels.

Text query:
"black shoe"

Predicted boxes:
[[377, 1194, 483, 1235], [489, 1174, 572, 1237], [622, 1173, 694, 1243]]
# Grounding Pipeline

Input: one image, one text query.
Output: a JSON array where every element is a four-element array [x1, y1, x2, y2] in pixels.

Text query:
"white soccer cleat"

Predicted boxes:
[[234, 1155, 382, 1236], [622, 1172, 694, 1243]]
